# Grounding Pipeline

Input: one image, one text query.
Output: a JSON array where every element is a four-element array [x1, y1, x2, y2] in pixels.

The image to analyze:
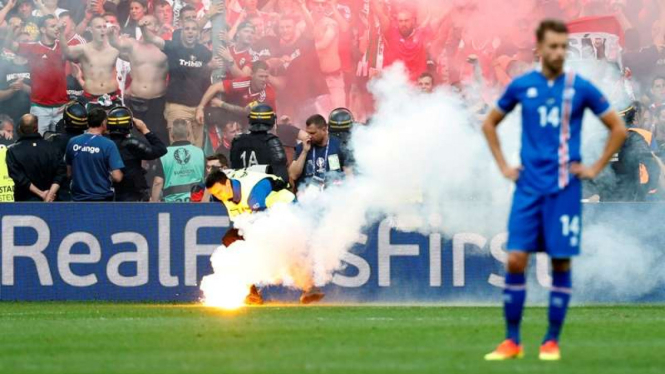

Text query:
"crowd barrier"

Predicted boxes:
[[1, 203, 663, 303]]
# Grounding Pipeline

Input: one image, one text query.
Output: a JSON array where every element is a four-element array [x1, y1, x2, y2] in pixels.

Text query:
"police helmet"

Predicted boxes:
[[248, 103, 276, 132], [618, 103, 638, 127], [107, 106, 134, 135], [63, 101, 88, 131], [328, 107, 354, 133]]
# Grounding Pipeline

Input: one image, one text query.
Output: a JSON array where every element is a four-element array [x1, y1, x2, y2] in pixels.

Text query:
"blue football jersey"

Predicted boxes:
[[497, 70, 611, 194]]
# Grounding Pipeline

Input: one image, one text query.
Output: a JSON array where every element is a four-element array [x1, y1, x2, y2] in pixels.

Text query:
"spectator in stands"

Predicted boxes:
[[276, 115, 307, 166], [152, 118, 205, 202], [647, 76, 665, 107], [221, 21, 255, 78], [211, 120, 241, 160], [16, 0, 39, 41], [289, 114, 346, 191], [154, 0, 175, 40], [123, 0, 147, 38], [300, 0, 346, 109], [66, 108, 124, 202], [0, 31, 31, 126], [110, 17, 170, 145], [417, 72, 434, 93], [5, 114, 66, 201], [0, 115, 15, 148], [5, 14, 72, 134], [370, 0, 433, 81], [60, 16, 121, 111], [32, 0, 66, 17], [272, 15, 329, 126], [144, 19, 212, 148], [196, 60, 278, 126]]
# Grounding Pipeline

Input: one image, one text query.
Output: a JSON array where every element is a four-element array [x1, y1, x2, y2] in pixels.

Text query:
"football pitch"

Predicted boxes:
[[0, 303, 662, 374]]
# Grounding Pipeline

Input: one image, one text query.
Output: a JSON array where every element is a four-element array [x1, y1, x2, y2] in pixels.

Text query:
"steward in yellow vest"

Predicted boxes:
[[0, 147, 15, 202]]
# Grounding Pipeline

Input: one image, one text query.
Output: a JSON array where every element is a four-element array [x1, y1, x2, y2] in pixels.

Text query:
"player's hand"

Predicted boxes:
[[196, 106, 205, 124], [138, 18, 150, 28], [57, 20, 67, 32], [501, 165, 521, 182], [218, 46, 234, 63], [5, 0, 17, 10], [207, 2, 224, 18], [210, 98, 223, 108], [45, 190, 56, 202], [133, 118, 149, 134], [570, 162, 599, 180]]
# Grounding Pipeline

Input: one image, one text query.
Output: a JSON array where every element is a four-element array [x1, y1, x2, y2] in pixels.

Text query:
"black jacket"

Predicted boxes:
[[6, 133, 67, 201], [230, 132, 288, 182], [46, 130, 85, 201], [109, 132, 167, 201]]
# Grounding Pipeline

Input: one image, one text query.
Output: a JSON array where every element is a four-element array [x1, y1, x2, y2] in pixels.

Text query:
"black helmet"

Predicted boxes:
[[328, 107, 354, 133], [107, 106, 134, 135], [248, 103, 276, 132], [63, 101, 88, 131], [618, 102, 638, 127]]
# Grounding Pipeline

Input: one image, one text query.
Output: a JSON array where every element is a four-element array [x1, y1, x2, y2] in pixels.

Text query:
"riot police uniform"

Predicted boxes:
[[230, 104, 289, 182], [107, 107, 168, 201], [46, 101, 88, 201], [328, 107, 355, 167]]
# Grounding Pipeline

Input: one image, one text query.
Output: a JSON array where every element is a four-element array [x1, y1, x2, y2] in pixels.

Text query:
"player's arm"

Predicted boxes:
[[571, 110, 627, 179], [482, 108, 519, 181], [108, 25, 134, 54], [314, 22, 337, 51], [151, 176, 164, 202], [0, 0, 16, 27], [289, 141, 311, 181]]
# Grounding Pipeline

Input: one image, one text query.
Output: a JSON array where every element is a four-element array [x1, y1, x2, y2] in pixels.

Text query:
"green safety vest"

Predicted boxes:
[[0, 147, 15, 202], [160, 143, 205, 202]]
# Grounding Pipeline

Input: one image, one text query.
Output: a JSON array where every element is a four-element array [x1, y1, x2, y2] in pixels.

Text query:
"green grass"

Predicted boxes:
[[0, 303, 663, 374]]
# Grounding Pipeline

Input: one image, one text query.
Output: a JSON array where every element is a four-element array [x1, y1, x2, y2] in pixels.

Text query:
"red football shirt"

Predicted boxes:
[[230, 45, 253, 73], [17, 41, 69, 106], [382, 24, 432, 81], [223, 77, 277, 111]]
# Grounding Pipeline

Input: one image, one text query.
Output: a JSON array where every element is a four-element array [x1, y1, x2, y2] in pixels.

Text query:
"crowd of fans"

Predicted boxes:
[[1, 0, 665, 203]]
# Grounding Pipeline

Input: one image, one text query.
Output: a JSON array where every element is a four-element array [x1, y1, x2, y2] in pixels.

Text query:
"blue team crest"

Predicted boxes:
[[527, 87, 538, 98]]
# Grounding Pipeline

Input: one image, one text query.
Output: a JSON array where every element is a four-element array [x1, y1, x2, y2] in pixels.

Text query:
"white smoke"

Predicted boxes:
[[201, 61, 664, 307]]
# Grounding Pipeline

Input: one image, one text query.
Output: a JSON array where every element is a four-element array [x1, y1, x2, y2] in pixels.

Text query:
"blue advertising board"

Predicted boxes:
[[1, 203, 664, 303]]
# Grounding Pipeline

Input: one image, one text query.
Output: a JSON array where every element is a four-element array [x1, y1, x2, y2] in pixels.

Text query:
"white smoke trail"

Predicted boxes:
[[201, 61, 665, 307]]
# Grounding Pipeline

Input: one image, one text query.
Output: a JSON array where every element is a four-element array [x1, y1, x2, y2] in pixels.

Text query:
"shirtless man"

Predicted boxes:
[[109, 15, 170, 144], [59, 16, 121, 110]]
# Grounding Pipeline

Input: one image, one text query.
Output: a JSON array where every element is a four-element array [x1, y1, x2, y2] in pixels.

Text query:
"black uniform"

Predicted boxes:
[[5, 133, 67, 201], [109, 132, 168, 201], [230, 131, 288, 182], [46, 122, 86, 201]]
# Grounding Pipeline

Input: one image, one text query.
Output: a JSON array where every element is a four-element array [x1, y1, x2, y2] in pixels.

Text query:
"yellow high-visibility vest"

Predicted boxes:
[[0, 147, 15, 202]]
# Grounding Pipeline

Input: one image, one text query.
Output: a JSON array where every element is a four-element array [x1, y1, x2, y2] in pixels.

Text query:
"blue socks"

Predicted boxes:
[[503, 272, 526, 344], [544, 270, 572, 343]]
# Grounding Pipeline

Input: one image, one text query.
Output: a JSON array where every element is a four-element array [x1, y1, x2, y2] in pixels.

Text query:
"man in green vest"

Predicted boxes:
[[0, 146, 15, 202], [151, 118, 205, 202]]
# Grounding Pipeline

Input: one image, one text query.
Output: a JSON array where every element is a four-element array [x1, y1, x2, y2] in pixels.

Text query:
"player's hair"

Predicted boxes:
[[279, 14, 298, 24], [90, 15, 107, 25], [205, 168, 229, 189], [38, 14, 57, 29], [252, 60, 270, 73], [172, 119, 189, 140], [536, 19, 568, 43], [418, 71, 434, 82], [103, 12, 119, 20], [88, 108, 108, 128], [306, 114, 327, 129], [154, 0, 172, 8], [206, 153, 229, 168], [130, 0, 148, 9]]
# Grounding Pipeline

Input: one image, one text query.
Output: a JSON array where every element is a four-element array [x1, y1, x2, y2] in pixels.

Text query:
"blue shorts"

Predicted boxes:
[[507, 180, 582, 258]]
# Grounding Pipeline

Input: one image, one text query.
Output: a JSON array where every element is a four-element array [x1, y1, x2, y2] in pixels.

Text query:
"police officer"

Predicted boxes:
[[328, 107, 355, 168], [230, 104, 289, 182], [107, 106, 168, 201], [46, 101, 88, 201], [6, 114, 67, 201], [151, 118, 206, 202]]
